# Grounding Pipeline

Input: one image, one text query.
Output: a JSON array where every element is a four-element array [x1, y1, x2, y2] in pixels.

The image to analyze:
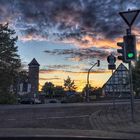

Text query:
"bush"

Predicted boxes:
[[65, 94, 84, 103], [0, 92, 17, 104]]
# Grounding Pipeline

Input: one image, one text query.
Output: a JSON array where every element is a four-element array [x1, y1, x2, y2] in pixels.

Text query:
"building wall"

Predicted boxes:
[[28, 65, 39, 95]]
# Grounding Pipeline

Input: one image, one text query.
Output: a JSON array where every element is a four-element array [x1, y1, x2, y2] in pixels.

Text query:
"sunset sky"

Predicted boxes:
[[1, 0, 140, 91]]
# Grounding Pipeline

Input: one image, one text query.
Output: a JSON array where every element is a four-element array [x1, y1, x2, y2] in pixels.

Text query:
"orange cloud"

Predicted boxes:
[[39, 69, 111, 92], [61, 34, 123, 49]]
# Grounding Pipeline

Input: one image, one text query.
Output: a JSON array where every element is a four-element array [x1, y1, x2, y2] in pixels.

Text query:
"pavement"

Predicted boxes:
[[90, 104, 140, 132]]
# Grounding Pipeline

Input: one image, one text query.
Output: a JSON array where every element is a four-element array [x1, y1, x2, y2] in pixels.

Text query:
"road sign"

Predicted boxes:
[[119, 10, 140, 27], [107, 54, 116, 70], [108, 64, 116, 70], [107, 54, 116, 64]]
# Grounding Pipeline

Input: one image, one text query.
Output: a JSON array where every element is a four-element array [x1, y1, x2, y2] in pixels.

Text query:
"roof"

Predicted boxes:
[[28, 58, 40, 66]]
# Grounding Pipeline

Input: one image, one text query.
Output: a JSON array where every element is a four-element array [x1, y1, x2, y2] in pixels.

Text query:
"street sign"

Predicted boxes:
[[108, 64, 116, 70], [107, 54, 116, 70], [107, 54, 116, 64], [119, 10, 140, 27]]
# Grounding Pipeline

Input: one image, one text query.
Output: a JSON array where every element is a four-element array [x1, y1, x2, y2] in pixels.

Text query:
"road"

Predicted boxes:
[[0, 101, 140, 139], [0, 103, 101, 129], [0, 100, 139, 129], [1, 98, 140, 109]]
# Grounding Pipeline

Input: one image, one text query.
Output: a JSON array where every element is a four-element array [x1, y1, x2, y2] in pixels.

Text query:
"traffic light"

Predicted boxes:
[[97, 60, 100, 67], [124, 35, 136, 61], [117, 41, 126, 62]]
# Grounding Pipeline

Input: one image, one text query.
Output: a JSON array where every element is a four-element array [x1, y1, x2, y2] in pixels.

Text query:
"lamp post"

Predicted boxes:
[[86, 60, 100, 102]]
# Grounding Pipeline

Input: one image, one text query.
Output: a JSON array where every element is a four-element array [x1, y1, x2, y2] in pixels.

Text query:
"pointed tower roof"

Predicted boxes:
[[28, 58, 40, 66]]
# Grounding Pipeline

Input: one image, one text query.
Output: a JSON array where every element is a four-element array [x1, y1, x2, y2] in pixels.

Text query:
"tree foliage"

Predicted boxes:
[[41, 82, 55, 97], [54, 86, 65, 97], [0, 23, 21, 96], [42, 82, 65, 98], [64, 76, 76, 92]]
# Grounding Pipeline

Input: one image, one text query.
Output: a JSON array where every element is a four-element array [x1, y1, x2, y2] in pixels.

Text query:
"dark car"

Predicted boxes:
[[61, 100, 68, 103], [49, 99, 58, 103], [20, 98, 34, 104]]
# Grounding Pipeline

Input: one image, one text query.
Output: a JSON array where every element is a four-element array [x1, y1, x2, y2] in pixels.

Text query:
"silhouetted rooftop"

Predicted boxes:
[[28, 58, 40, 66]]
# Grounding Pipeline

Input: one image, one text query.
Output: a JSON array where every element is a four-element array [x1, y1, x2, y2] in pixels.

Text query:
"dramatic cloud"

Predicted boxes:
[[1, 0, 140, 47], [39, 69, 110, 75], [44, 47, 115, 62], [41, 64, 81, 71]]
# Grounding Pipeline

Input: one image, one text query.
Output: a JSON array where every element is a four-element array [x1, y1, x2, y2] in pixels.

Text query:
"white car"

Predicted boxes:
[[34, 98, 41, 104]]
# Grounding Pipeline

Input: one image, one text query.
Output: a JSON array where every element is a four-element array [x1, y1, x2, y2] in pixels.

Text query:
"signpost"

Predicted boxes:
[[107, 54, 116, 108], [107, 54, 116, 70], [119, 9, 140, 122]]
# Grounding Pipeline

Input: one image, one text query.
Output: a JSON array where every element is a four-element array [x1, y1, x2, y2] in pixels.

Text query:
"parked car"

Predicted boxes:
[[20, 98, 34, 104], [61, 100, 68, 103], [34, 98, 41, 104], [49, 99, 59, 103], [20, 98, 41, 104]]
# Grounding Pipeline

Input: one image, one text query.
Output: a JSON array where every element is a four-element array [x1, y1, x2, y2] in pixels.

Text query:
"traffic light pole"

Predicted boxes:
[[127, 28, 135, 122], [112, 69, 116, 109], [129, 61, 135, 122], [118, 9, 140, 122]]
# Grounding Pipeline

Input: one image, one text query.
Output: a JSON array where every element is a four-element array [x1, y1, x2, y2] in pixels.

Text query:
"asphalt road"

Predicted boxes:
[[1, 98, 140, 109], [0, 100, 139, 129], [0, 103, 102, 129], [0, 101, 140, 139]]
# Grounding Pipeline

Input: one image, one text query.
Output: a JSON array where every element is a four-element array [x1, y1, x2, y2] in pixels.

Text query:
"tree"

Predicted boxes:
[[64, 76, 76, 92], [41, 82, 55, 98], [132, 55, 140, 96], [54, 86, 65, 98], [0, 23, 21, 103]]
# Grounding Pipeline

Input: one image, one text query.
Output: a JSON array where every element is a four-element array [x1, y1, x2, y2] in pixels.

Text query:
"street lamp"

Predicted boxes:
[[86, 60, 100, 102]]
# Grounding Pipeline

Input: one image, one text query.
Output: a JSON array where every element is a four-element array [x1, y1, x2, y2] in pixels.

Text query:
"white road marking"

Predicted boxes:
[[37, 115, 89, 119], [37, 118, 46, 120], [7, 118, 16, 121]]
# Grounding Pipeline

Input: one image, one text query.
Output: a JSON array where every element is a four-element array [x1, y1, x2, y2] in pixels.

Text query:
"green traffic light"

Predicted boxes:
[[127, 53, 134, 58]]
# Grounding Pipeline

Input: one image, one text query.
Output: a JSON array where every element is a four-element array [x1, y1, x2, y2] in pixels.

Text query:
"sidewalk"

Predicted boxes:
[[90, 104, 140, 134]]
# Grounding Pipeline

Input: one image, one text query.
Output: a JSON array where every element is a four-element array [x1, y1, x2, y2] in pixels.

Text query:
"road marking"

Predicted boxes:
[[49, 115, 89, 119], [7, 118, 16, 121], [36, 115, 89, 119], [37, 118, 46, 120]]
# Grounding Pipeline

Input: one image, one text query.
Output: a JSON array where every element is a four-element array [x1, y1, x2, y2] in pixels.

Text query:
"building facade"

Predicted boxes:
[[12, 58, 40, 97], [102, 63, 130, 98], [28, 58, 40, 97]]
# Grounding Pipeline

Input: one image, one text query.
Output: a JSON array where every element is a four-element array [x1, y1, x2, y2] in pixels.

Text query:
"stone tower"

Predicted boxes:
[[28, 58, 40, 97]]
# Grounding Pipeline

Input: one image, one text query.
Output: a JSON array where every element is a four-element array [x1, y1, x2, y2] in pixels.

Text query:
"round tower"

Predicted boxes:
[[28, 58, 40, 97]]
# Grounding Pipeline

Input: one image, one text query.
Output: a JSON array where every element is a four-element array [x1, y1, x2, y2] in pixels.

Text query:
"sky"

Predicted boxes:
[[1, 0, 140, 91]]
